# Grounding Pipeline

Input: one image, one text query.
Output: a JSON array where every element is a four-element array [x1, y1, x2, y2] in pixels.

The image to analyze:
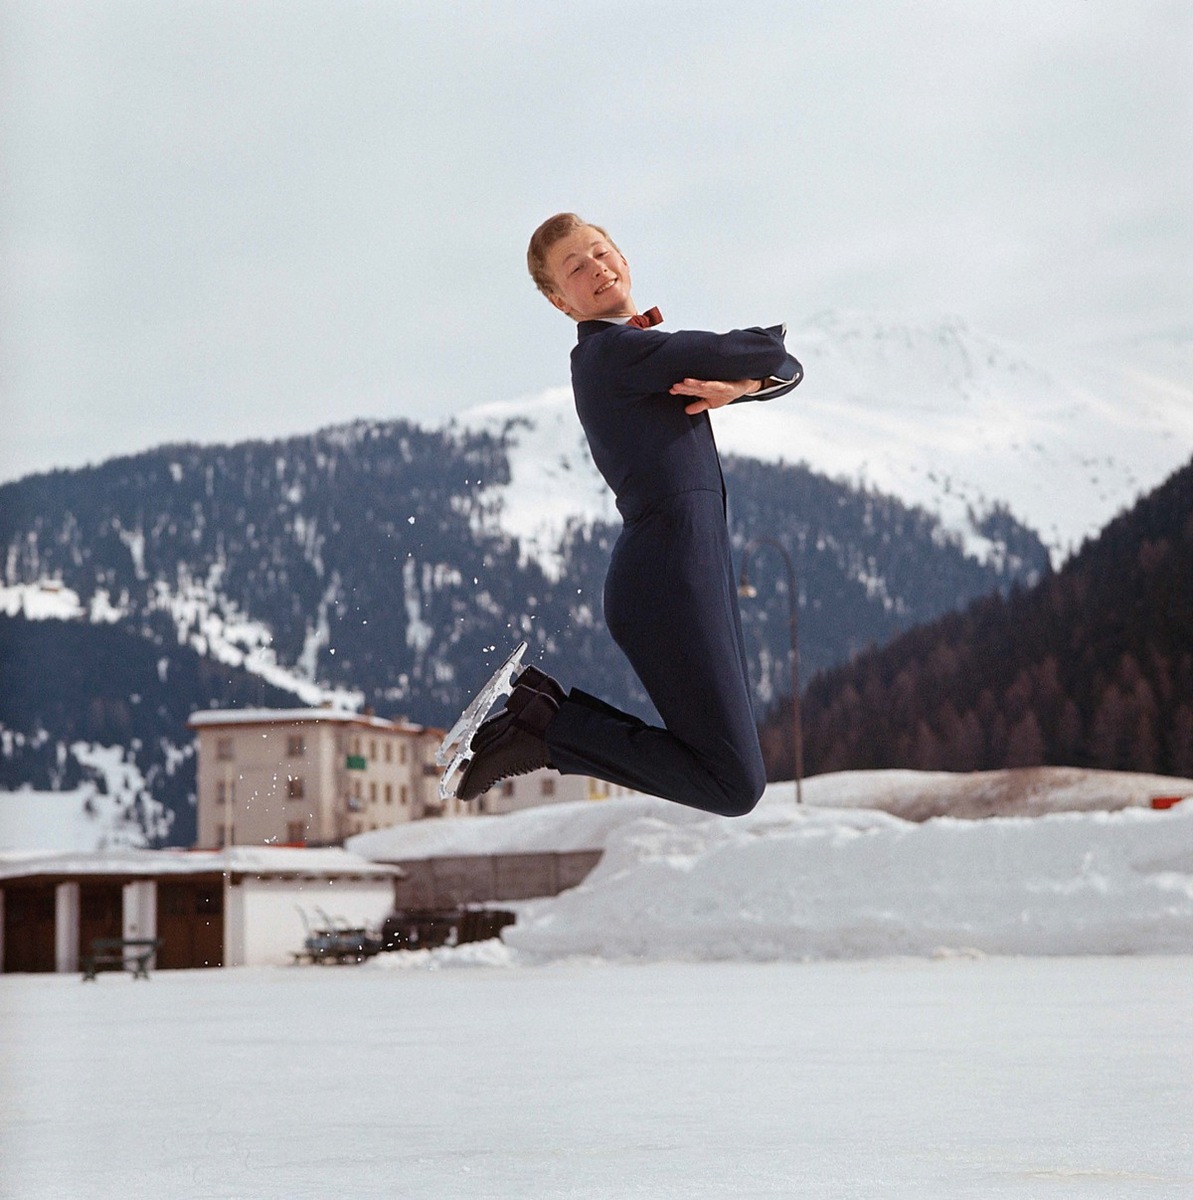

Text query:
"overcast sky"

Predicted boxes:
[[2, 1, 1190, 483]]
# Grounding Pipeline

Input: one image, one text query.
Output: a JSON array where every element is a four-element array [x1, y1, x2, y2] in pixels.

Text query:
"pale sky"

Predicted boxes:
[[2, 0, 1190, 483]]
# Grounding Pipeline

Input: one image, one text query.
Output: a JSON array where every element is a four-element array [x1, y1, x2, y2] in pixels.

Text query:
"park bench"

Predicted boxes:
[[81, 937, 163, 981]]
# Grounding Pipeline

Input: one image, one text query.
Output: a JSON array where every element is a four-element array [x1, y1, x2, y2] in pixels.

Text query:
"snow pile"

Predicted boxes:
[[349, 767, 1192, 863], [348, 792, 697, 860], [796, 765, 1193, 821], [349, 769, 1193, 963], [367, 939, 518, 970], [503, 800, 1193, 962]]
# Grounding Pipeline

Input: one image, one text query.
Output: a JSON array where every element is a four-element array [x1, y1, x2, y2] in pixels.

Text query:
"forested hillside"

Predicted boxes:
[[764, 456, 1193, 780]]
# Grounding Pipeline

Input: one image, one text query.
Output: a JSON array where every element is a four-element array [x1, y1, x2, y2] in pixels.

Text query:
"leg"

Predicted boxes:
[[548, 494, 765, 817]]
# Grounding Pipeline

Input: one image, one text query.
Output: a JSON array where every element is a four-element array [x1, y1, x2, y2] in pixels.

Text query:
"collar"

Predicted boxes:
[[576, 319, 619, 341]]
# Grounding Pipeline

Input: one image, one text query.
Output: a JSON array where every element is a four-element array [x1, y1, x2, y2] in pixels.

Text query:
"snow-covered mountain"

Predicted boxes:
[[454, 312, 1193, 569]]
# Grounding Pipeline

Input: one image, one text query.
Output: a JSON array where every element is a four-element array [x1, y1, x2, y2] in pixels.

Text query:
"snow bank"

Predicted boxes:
[[798, 766, 1193, 820], [348, 770, 1193, 963], [504, 801, 1193, 962], [347, 792, 698, 859], [348, 768, 1192, 863]]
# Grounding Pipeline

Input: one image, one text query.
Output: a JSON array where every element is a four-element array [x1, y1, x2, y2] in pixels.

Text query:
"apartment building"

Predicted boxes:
[[189, 708, 452, 848]]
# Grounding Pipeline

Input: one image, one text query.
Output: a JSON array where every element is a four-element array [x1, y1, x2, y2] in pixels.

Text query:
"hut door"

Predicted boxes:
[[3, 885, 57, 973], [78, 883, 124, 962], [156, 881, 224, 969]]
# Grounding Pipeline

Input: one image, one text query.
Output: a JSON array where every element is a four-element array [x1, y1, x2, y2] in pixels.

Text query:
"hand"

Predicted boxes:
[[668, 377, 761, 415]]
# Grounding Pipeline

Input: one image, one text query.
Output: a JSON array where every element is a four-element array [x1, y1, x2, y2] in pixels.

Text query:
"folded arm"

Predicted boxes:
[[614, 323, 802, 412]]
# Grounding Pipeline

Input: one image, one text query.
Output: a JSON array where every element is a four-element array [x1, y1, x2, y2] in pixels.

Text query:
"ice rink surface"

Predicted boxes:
[[3, 955, 1192, 1199]]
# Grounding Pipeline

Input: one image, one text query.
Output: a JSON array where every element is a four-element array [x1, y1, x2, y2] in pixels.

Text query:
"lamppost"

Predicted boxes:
[[738, 537, 804, 805]]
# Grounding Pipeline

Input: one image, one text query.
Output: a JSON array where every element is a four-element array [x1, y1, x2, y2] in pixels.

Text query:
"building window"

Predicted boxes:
[[216, 736, 234, 761], [215, 781, 227, 806], [385, 784, 393, 805], [501, 781, 514, 797], [286, 820, 305, 844], [384, 742, 392, 763], [287, 734, 306, 757], [399, 743, 408, 765], [351, 736, 362, 757], [369, 782, 377, 805], [400, 784, 408, 805], [287, 776, 305, 799], [369, 739, 377, 761], [540, 778, 556, 797]]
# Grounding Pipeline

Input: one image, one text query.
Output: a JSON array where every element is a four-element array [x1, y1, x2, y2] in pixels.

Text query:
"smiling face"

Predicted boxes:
[[543, 226, 636, 322]]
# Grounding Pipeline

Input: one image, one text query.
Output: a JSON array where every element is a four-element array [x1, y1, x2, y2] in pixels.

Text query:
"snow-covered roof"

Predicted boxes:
[[187, 707, 431, 733], [349, 794, 673, 860], [0, 844, 403, 883]]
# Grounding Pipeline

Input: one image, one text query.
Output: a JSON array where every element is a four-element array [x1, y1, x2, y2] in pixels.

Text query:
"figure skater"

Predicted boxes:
[[449, 213, 802, 817]]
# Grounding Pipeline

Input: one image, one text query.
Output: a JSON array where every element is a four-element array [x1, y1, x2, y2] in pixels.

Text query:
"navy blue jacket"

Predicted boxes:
[[571, 321, 803, 521]]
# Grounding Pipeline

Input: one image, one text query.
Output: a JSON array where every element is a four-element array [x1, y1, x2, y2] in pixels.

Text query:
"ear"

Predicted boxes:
[[547, 291, 574, 319]]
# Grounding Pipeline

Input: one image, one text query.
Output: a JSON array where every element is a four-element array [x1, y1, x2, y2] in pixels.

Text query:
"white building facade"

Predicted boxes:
[[189, 708, 454, 849]]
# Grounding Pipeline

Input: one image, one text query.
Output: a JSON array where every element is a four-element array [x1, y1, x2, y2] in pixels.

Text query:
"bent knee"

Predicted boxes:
[[717, 767, 766, 818]]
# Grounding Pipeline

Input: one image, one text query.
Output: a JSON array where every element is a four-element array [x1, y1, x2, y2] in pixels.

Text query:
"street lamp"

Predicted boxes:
[[738, 537, 804, 804]]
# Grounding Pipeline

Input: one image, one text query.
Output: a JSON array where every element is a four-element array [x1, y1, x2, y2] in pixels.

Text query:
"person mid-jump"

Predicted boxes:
[[446, 213, 802, 818]]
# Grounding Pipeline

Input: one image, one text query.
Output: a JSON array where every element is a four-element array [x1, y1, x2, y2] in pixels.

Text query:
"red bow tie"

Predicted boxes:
[[627, 306, 663, 329]]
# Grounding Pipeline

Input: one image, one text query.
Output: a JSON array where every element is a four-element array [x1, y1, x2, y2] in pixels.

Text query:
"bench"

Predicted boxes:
[[82, 938, 163, 981]]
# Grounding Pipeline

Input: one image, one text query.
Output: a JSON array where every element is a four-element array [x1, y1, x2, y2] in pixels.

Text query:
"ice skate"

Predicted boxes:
[[436, 641, 528, 800], [454, 686, 559, 802]]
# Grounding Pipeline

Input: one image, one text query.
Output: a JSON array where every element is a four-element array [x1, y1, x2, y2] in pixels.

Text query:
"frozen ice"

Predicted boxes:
[[2, 957, 1191, 1198]]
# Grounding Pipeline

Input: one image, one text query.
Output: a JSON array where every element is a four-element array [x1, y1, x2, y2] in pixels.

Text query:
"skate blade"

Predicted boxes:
[[436, 641, 528, 802], [435, 640, 528, 771], [437, 743, 471, 802]]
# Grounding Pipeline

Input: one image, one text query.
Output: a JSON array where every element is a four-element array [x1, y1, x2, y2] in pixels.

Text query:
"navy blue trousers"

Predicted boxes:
[[545, 489, 766, 817]]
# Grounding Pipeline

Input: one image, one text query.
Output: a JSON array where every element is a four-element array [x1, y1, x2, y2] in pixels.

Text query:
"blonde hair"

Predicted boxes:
[[527, 212, 617, 297]]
